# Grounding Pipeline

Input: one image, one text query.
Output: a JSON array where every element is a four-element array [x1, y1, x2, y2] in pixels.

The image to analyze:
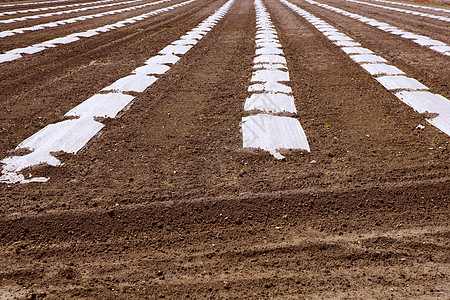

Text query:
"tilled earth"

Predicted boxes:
[[0, 0, 449, 298]]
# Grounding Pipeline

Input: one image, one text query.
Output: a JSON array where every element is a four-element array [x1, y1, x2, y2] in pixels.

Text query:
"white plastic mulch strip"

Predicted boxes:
[[304, 0, 450, 56], [0, 0, 120, 17], [242, 0, 310, 160], [0, 0, 148, 24], [280, 0, 450, 136], [0, 0, 173, 36], [0, 0, 235, 184], [0, 0, 191, 64], [368, 0, 450, 13], [0, 0, 73, 8], [345, 0, 450, 22]]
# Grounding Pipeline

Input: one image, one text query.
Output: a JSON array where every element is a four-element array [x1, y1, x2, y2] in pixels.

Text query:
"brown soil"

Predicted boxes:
[[0, 0, 449, 298]]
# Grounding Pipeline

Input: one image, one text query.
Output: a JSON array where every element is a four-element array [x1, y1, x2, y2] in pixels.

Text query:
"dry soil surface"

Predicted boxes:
[[0, 0, 449, 298]]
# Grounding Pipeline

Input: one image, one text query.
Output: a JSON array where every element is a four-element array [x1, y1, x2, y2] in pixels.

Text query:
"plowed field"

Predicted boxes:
[[0, 0, 449, 298]]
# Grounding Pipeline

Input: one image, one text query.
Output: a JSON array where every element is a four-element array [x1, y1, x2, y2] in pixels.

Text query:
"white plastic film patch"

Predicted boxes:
[[172, 39, 198, 45], [325, 34, 353, 41], [256, 41, 281, 48], [9, 45, 46, 55], [361, 63, 405, 76], [65, 93, 135, 118], [413, 38, 446, 47], [333, 40, 361, 47], [254, 54, 287, 64], [145, 54, 180, 65], [0, 53, 22, 63], [244, 93, 297, 113], [249, 82, 293, 94], [102, 75, 158, 92], [2, 118, 104, 172], [350, 54, 387, 63], [342, 47, 373, 54], [395, 91, 450, 125], [242, 114, 310, 159], [132, 64, 170, 75], [254, 63, 287, 70], [159, 45, 194, 55], [256, 47, 283, 55], [376, 76, 429, 90], [251, 70, 290, 82]]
